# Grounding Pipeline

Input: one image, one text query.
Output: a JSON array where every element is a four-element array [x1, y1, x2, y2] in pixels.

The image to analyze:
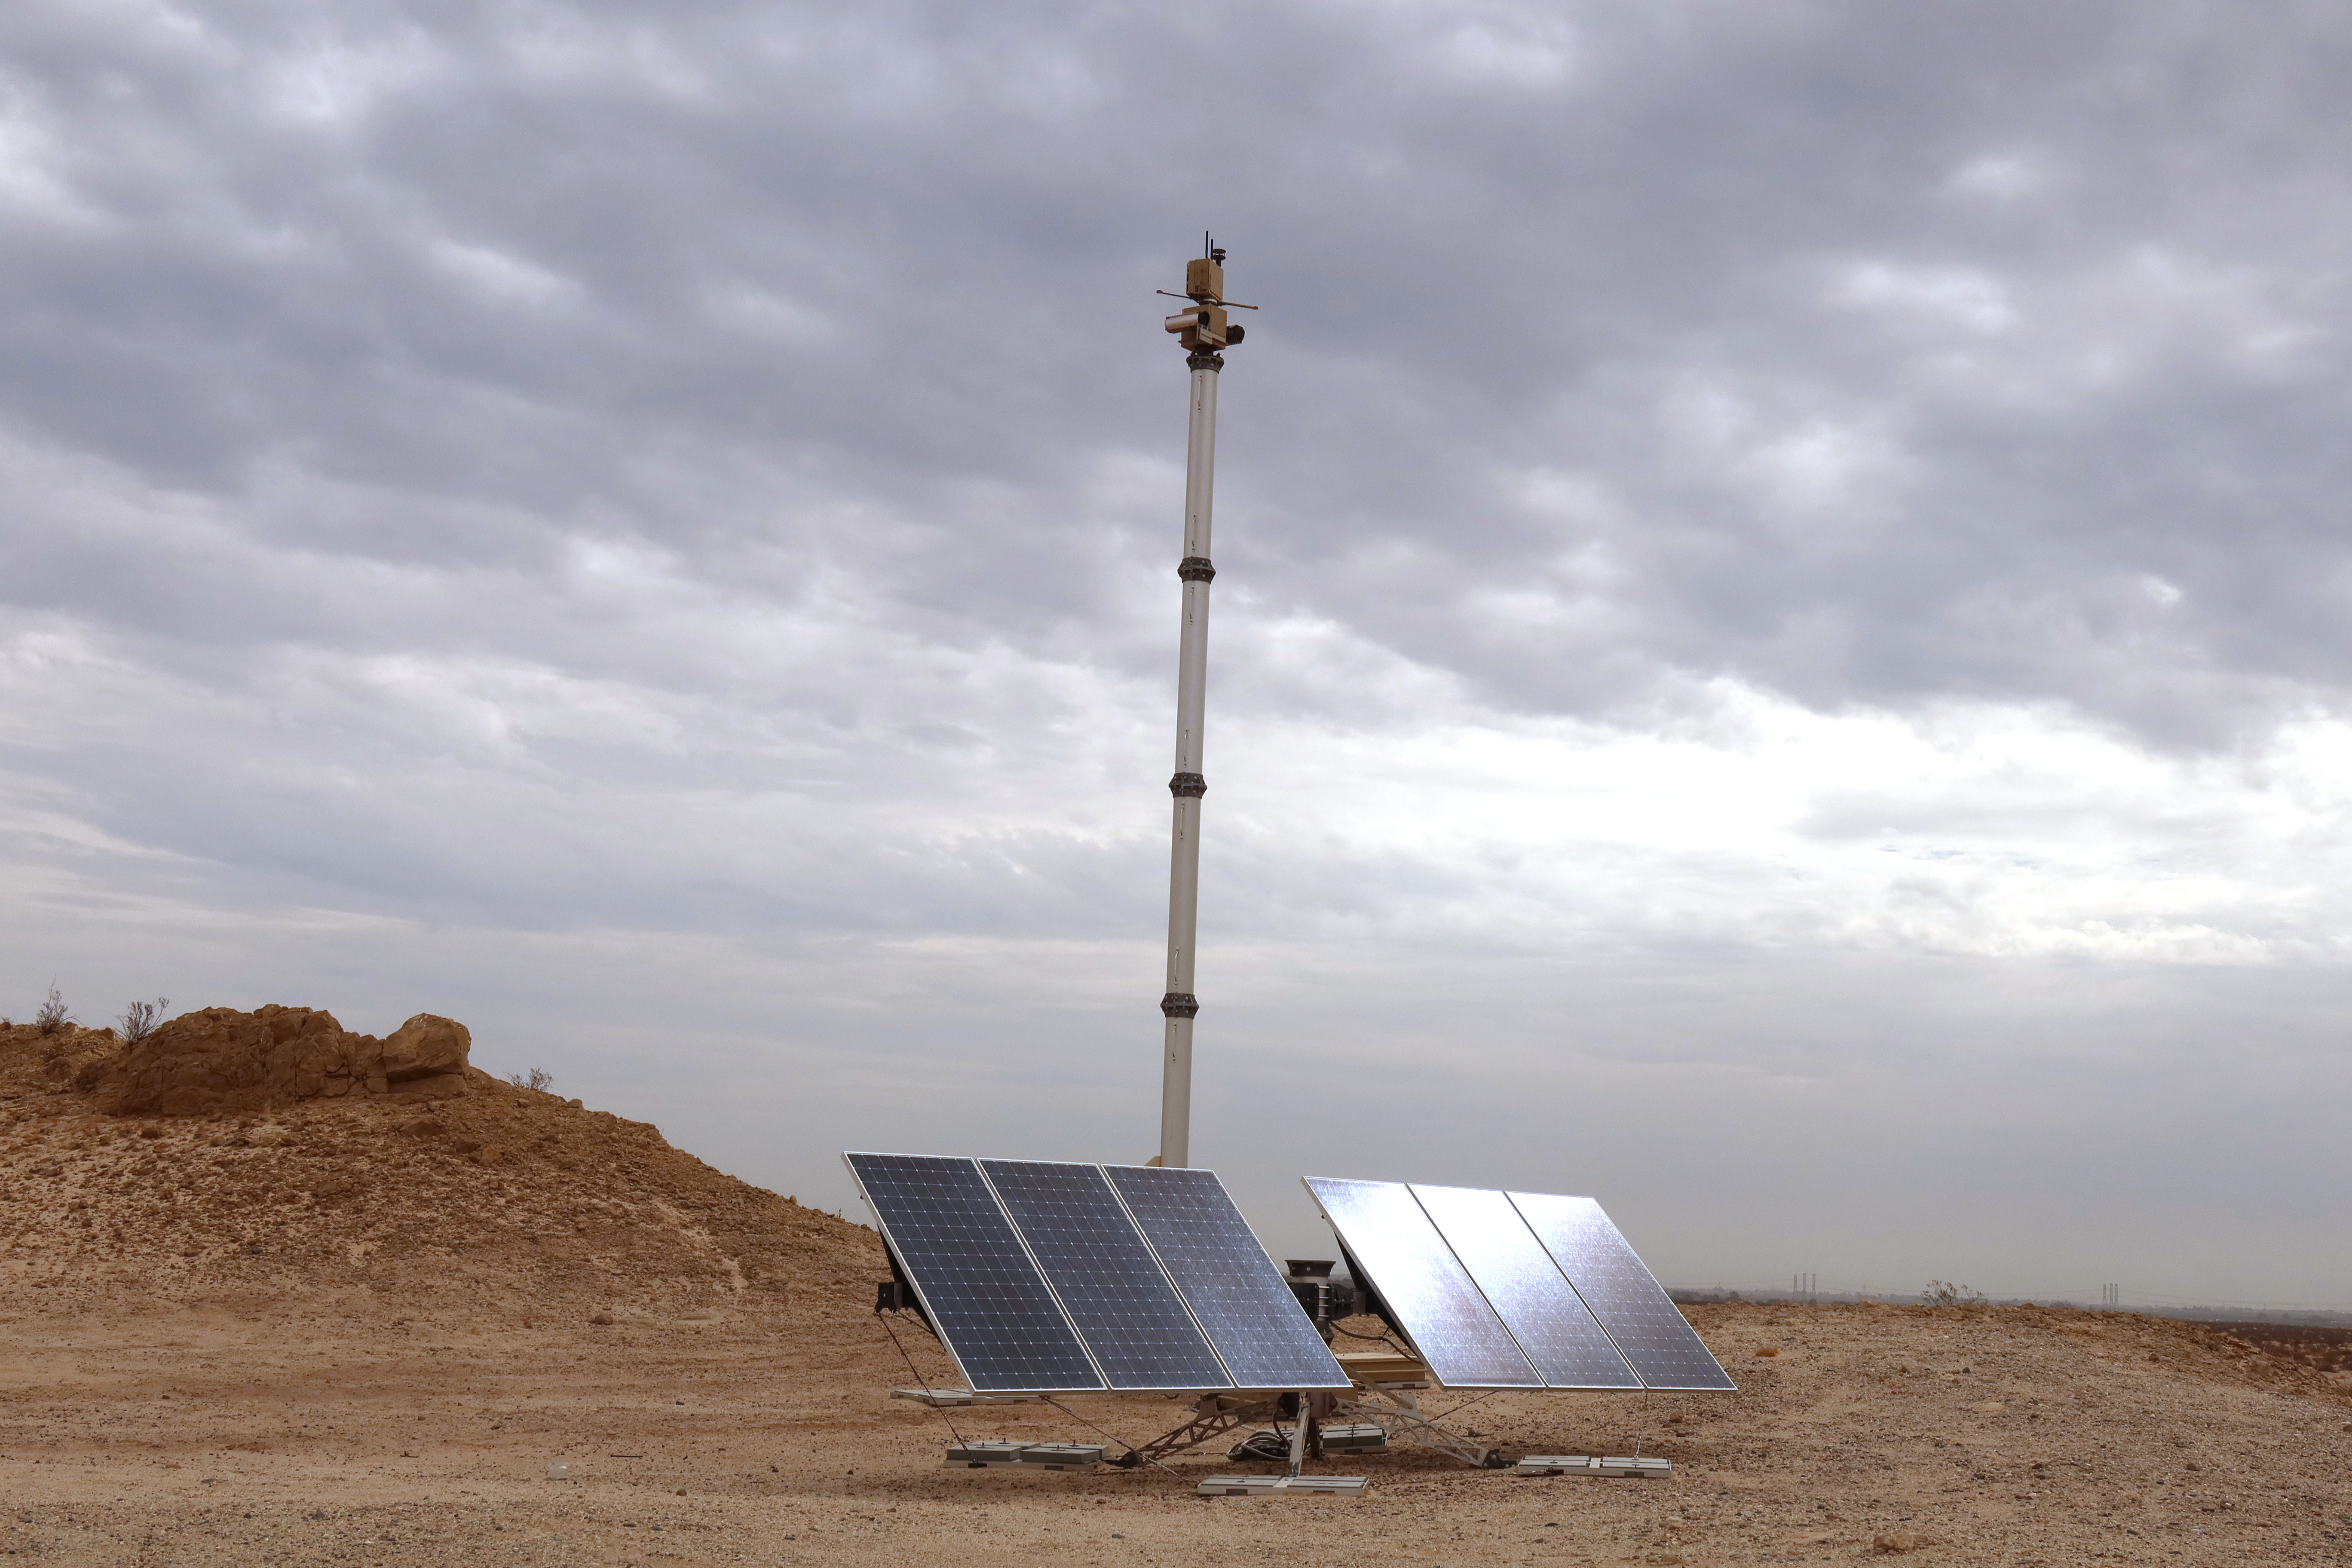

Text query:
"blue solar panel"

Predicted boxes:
[[977, 1160, 1231, 1390], [1106, 1165, 1348, 1390], [844, 1153, 1103, 1393]]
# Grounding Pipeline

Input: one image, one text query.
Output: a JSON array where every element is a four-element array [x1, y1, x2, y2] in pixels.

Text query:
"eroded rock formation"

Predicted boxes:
[[80, 1004, 473, 1114]]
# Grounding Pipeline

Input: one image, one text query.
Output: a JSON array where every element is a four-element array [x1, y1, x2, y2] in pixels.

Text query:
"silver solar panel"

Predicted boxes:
[[1106, 1165, 1348, 1390], [845, 1152, 1104, 1393], [1305, 1176, 1542, 1389], [1409, 1183, 1642, 1390], [977, 1160, 1231, 1391], [1508, 1191, 1736, 1392]]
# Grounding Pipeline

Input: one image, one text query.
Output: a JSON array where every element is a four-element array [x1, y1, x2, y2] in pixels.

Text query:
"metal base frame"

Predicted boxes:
[[1515, 1455, 1672, 1479], [894, 1387, 1043, 1408], [1199, 1474, 1370, 1496], [1335, 1387, 1508, 1470], [1119, 1385, 1506, 1474], [944, 1441, 1106, 1472], [1115, 1394, 1283, 1469], [1115, 1393, 1371, 1497]]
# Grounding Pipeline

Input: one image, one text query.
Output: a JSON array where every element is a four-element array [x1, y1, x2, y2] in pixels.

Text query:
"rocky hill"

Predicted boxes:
[[0, 1006, 884, 1324]]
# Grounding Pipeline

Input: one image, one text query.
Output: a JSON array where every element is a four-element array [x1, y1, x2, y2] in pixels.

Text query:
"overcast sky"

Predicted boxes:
[[6, 0, 2351, 1308]]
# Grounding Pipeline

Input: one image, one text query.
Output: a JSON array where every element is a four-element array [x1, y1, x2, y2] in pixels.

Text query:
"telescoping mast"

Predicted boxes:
[[1154, 236, 1253, 1169]]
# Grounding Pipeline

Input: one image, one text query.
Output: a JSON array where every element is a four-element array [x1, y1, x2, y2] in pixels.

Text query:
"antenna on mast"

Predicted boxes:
[[1152, 239, 1249, 1169]]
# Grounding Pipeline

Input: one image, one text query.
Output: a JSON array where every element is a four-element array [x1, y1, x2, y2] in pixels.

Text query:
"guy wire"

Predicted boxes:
[[1041, 1397, 1185, 1478], [1429, 1387, 1501, 1424], [876, 1309, 968, 1447]]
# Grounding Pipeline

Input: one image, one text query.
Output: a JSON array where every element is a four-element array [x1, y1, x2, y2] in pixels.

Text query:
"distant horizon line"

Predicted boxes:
[[1665, 1283, 2352, 1320]]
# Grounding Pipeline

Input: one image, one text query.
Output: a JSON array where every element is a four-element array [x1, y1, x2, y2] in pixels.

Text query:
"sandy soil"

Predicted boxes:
[[5, 1015, 2349, 1565], [5, 1300, 2348, 1565]]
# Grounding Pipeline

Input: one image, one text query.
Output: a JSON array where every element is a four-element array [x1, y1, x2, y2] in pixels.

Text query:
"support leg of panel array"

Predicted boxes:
[[1114, 1396, 1276, 1468], [1337, 1391, 1506, 1470]]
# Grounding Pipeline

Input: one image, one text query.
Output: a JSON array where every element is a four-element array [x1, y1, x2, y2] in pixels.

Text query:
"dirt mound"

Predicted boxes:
[[0, 1009, 884, 1324]]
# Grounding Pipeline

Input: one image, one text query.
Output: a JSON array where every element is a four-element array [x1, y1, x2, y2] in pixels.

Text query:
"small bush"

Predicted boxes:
[[118, 996, 171, 1042], [1920, 1280, 1986, 1307], [507, 1066, 556, 1092], [34, 983, 72, 1036]]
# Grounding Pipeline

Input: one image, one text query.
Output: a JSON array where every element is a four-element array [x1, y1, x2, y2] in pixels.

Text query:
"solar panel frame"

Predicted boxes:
[[975, 1159, 1233, 1392], [1507, 1190, 1736, 1392], [1407, 1182, 1642, 1390], [843, 1152, 1106, 1394], [1104, 1164, 1349, 1391], [1304, 1176, 1543, 1390]]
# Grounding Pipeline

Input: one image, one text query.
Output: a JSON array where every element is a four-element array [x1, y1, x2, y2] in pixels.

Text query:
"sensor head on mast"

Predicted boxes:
[[1163, 303, 1241, 351], [1164, 241, 1246, 352]]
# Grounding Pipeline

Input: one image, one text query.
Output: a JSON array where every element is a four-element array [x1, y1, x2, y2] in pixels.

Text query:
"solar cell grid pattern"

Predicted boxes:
[[1508, 1191, 1736, 1391], [977, 1160, 1232, 1390], [1407, 1183, 1642, 1390], [1305, 1176, 1542, 1389], [843, 1153, 1104, 1393], [1104, 1165, 1348, 1390]]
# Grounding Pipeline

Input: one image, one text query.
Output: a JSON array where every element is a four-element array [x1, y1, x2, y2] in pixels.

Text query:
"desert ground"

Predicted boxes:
[[4, 1010, 2349, 1565]]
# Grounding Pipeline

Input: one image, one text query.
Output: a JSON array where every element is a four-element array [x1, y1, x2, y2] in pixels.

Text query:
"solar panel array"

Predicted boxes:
[[1106, 1164, 1366, 1390], [1304, 1176, 1734, 1393], [1306, 1178, 1541, 1388], [848, 1153, 1102, 1393], [1507, 1190, 1736, 1391], [846, 1152, 1348, 1394], [979, 1160, 1230, 1390], [1411, 1183, 1642, 1389]]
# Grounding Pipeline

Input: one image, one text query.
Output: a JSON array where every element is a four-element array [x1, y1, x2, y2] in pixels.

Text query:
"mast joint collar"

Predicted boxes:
[[1159, 992, 1201, 1018], [1168, 772, 1207, 798], [1177, 557, 1216, 583], [1185, 350, 1225, 373]]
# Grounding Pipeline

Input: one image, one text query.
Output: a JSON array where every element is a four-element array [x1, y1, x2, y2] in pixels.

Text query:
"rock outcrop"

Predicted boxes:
[[0, 1005, 879, 1322], [377, 1013, 470, 1084], [81, 1004, 474, 1115]]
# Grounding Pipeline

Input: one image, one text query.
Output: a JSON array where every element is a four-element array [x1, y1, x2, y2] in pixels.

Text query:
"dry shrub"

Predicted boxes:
[[118, 996, 171, 1042]]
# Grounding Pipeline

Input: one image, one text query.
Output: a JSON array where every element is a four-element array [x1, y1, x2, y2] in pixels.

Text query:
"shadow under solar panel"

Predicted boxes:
[[845, 1152, 1104, 1393], [977, 1160, 1232, 1390]]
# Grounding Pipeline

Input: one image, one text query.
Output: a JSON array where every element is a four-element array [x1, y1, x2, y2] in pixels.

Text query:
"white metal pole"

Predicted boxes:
[[1158, 346, 1219, 1169], [1154, 238, 1250, 1169]]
